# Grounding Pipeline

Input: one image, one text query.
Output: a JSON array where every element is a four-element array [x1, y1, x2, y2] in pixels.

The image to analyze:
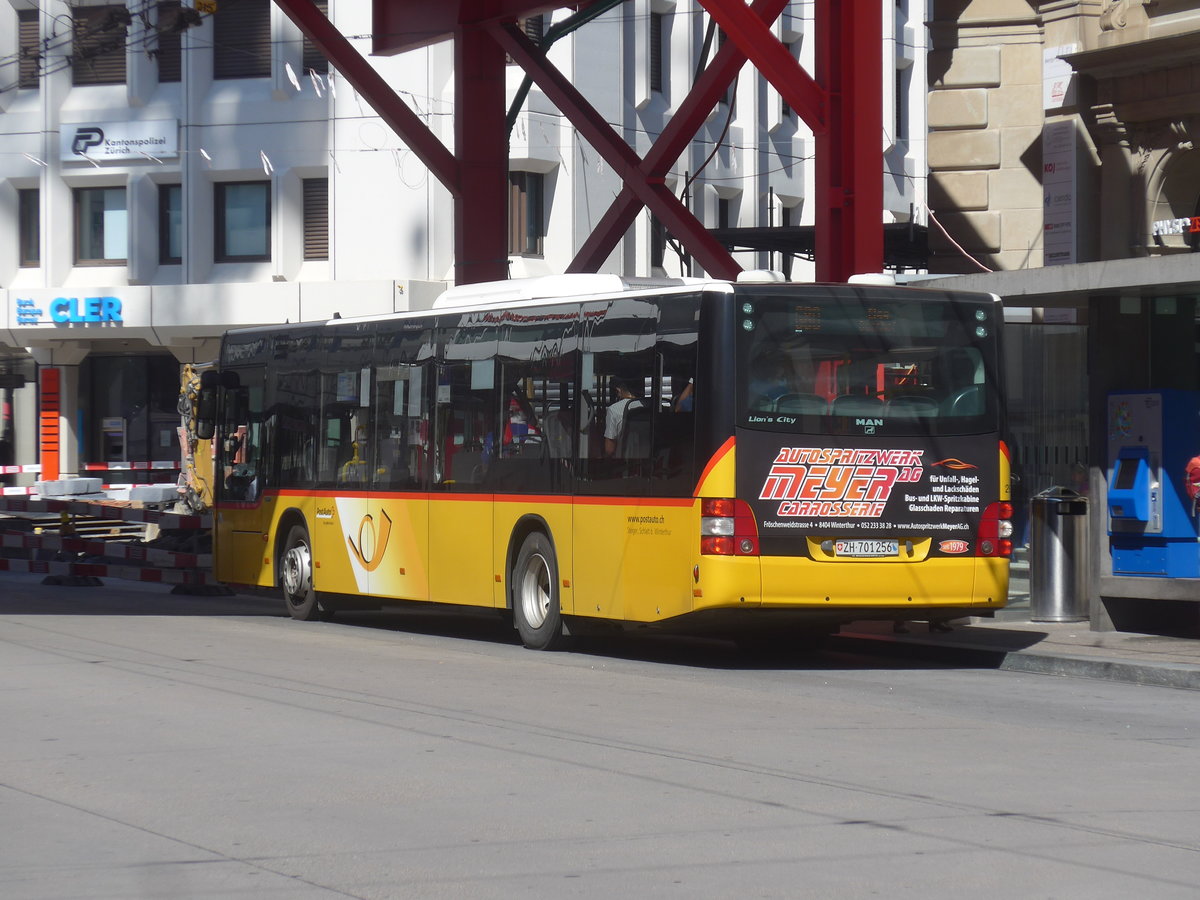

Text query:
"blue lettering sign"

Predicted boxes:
[[49, 297, 123, 325], [15, 297, 43, 325]]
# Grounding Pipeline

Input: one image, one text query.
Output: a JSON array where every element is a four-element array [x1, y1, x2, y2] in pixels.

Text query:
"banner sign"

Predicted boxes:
[[60, 120, 179, 161], [737, 430, 999, 558]]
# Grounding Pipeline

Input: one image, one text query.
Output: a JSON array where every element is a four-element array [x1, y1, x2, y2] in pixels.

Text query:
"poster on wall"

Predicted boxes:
[[1042, 120, 1077, 266]]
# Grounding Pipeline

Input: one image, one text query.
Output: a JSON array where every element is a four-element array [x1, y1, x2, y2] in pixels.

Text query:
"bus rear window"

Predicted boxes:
[[735, 289, 999, 435]]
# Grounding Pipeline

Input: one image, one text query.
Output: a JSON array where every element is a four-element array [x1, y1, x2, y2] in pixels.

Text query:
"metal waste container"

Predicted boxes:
[[1029, 487, 1089, 622]]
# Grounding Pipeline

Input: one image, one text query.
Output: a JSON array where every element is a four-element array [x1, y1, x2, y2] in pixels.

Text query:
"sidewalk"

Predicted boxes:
[[835, 550, 1200, 688]]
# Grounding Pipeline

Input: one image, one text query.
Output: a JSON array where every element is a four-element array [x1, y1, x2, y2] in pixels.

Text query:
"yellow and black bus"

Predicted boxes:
[[203, 274, 1011, 649]]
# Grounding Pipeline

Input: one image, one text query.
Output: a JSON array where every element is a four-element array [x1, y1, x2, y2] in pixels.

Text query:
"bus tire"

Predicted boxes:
[[281, 524, 321, 621], [512, 532, 567, 650]]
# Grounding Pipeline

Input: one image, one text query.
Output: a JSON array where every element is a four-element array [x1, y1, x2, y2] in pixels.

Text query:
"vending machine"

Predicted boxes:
[[1107, 390, 1200, 577]]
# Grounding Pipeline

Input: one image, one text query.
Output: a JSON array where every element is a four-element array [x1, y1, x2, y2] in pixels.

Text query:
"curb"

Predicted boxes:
[[829, 631, 1200, 691]]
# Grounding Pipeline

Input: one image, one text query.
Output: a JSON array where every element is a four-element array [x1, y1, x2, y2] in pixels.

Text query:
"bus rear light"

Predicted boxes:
[[977, 502, 1013, 558], [701, 499, 759, 556], [701, 498, 736, 517]]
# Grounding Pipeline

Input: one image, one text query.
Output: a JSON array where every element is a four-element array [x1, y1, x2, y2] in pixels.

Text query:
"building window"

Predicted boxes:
[[509, 171, 544, 256], [507, 15, 543, 63], [718, 197, 732, 230], [215, 181, 270, 262], [303, 177, 329, 260], [18, 9, 39, 89], [650, 214, 665, 269], [19, 189, 40, 267], [155, 1, 183, 82], [895, 63, 910, 143], [159, 184, 181, 264], [650, 13, 664, 94], [717, 31, 735, 111], [75, 186, 128, 265], [301, 0, 329, 74], [214, 0, 270, 79], [781, 42, 798, 120], [72, 5, 129, 86]]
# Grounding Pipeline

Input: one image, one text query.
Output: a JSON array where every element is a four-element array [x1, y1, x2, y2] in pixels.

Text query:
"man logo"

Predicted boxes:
[[72, 127, 105, 155]]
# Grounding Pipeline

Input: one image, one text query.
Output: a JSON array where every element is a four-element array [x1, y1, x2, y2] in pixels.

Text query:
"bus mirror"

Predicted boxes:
[[195, 386, 217, 440]]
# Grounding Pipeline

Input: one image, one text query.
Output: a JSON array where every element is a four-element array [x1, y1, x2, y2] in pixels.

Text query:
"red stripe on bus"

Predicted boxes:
[[262, 489, 693, 508], [693, 436, 736, 496], [1000, 439, 1011, 462]]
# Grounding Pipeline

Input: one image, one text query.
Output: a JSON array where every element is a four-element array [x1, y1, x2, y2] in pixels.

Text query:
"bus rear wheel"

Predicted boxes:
[[512, 532, 567, 650], [281, 525, 321, 621]]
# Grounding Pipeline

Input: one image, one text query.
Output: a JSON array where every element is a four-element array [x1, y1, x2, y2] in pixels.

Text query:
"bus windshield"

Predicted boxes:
[[735, 287, 1001, 436]]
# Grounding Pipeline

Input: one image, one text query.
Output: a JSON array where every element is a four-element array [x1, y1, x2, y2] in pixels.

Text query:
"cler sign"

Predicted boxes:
[[15, 295, 128, 326], [51, 296, 123, 324]]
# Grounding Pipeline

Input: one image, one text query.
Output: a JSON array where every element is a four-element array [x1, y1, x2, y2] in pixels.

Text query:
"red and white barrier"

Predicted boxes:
[[0, 464, 41, 474], [0, 496, 209, 529], [82, 460, 181, 471], [0, 557, 219, 585], [0, 532, 210, 569]]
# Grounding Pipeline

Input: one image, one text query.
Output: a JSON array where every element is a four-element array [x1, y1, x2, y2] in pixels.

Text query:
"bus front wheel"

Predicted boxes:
[[281, 525, 321, 621], [512, 532, 567, 650]]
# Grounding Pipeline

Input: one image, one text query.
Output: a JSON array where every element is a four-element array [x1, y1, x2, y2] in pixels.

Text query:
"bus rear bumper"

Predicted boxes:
[[694, 555, 1008, 614]]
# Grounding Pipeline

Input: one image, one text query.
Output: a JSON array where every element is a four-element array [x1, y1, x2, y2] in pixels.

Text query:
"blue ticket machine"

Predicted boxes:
[[1107, 390, 1200, 577]]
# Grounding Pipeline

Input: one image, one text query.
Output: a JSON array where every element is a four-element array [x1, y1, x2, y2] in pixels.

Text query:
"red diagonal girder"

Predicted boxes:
[[695, 0, 826, 132], [570, 0, 797, 273], [491, 21, 741, 279], [274, 0, 457, 190]]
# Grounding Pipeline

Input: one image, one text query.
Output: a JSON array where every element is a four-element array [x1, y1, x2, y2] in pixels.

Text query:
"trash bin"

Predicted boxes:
[[1029, 486, 1089, 622]]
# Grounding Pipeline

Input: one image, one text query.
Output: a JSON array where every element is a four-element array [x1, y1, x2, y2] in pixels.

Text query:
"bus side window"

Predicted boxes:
[[319, 371, 371, 486], [434, 361, 496, 489], [374, 363, 428, 489]]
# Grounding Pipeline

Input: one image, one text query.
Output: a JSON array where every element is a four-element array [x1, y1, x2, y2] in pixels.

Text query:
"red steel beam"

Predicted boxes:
[[490, 22, 741, 279], [695, 0, 826, 133], [274, 0, 457, 190], [570, 0, 794, 273], [814, 0, 883, 280], [454, 26, 511, 284]]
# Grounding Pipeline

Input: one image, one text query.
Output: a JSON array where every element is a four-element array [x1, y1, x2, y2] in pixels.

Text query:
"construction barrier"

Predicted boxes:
[[0, 495, 221, 592], [0, 531, 210, 569], [0, 496, 208, 530], [0, 557, 221, 586], [82, 460, 181, 472]]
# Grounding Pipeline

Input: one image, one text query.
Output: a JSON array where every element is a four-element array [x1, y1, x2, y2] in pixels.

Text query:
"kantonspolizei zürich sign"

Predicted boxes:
[[59, 120, 179, 161], [15, 296, 124, 326]]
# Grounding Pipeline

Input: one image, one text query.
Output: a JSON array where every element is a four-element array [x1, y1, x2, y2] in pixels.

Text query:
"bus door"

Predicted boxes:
[[571, 300, 667, 624], [214, 367, 270, 586], [429, 318, 498, 607], [367, 361, 432, 603]]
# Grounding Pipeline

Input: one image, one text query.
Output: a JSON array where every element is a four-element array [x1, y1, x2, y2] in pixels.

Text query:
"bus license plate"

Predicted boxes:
[[834, 540, 898, 558]]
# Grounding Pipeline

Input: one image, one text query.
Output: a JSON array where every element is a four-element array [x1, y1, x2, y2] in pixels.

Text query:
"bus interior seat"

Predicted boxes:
[[942, 384, 984, 416], [750, 394, 777, 412], [620, 404, 652, 458], [449, 450, 485, 483], [831, 394, 883, 416], [774, 393, 828, 414], [885, 395, 939, 417]]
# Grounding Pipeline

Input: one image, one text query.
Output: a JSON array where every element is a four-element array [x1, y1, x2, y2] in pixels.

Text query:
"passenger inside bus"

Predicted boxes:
[[748, 355, 795, 410], [604, 377, 645, 457]]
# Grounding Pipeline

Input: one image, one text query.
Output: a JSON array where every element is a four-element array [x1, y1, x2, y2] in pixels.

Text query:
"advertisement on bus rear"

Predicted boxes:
[[735, 429, 1000, 557]]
